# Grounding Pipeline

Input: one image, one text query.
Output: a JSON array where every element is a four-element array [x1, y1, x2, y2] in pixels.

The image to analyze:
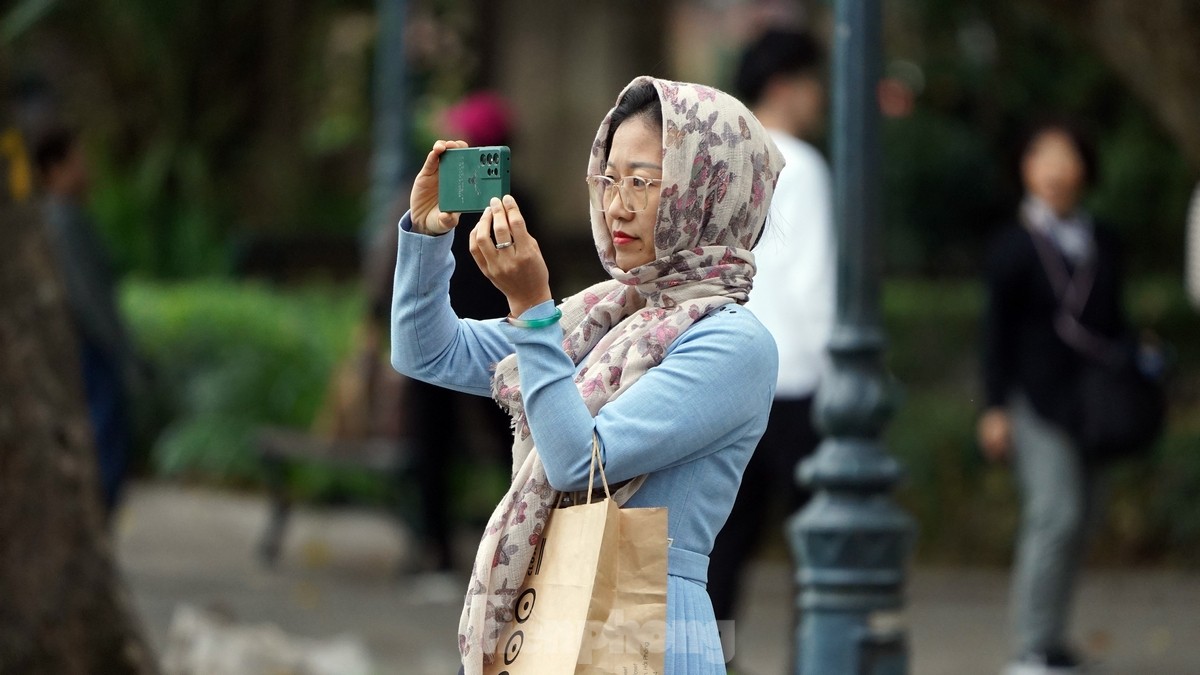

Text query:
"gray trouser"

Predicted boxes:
[[1009, 396, 1102, 657]]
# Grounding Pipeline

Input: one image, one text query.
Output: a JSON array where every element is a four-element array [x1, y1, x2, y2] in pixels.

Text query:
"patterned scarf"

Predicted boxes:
[[457, 76, 784, 672]]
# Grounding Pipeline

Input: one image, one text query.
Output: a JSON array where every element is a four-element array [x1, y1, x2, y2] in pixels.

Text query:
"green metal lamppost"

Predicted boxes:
[[789, 1, 917, 673], [366, 0, 408, 233]]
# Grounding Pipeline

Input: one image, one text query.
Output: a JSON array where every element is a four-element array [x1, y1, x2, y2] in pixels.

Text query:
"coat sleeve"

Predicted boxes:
[[982, 230, 1022, 409], [505, 306, 778, 492], [389, 212, 515, 396]]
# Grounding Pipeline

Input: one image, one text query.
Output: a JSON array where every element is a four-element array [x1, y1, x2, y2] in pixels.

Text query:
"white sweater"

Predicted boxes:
[[746, 130, 836, 399]]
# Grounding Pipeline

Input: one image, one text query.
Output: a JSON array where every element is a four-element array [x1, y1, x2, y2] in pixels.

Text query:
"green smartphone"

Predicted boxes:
[[437, 146, 511, 213]]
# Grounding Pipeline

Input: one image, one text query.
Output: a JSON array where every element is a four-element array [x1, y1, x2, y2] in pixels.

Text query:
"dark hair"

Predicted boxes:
[[734, 29, 823, 105], [33, 128, 77, 176], [1017, 117, 1100, 188], [603, 82, 662, 164]]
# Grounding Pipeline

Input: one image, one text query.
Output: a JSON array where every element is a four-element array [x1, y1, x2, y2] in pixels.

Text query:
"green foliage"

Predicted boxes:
[[121, 274, 515, 518], [1090, 112, 1197, 272], [88, 139, 231, 278], [883, 111, 1001, 274], [15, 0, 1194, 280], [121, 279, 375, 500], [19, 0, 375, 279]]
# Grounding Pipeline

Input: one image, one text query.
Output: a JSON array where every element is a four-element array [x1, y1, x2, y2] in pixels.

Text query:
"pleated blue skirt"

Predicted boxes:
[[664, 574, 726, 673]]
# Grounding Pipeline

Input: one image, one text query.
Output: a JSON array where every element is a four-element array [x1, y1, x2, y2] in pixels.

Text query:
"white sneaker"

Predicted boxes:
[[1004, 651, 1084, 675]]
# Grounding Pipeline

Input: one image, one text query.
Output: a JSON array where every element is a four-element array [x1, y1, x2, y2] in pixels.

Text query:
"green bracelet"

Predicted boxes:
[[507, 307, 562, 329]]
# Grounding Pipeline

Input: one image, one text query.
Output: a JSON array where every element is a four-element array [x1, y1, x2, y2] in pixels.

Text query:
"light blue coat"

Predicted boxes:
[[391, 214, 777, 672]]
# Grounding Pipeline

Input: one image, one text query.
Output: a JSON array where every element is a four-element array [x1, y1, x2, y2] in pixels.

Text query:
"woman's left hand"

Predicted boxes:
[[468, 195, 553, 318]]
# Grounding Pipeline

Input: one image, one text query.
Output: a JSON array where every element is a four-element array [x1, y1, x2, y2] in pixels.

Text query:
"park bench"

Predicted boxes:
[[254, 427, 415, 567], [253, 338, 416, 568]]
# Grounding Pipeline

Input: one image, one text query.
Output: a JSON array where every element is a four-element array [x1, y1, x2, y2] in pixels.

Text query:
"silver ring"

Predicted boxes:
[[494, 241, 514, 250]]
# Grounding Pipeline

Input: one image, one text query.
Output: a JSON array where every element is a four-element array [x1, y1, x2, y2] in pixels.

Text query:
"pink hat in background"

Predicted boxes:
[[442, 92, 512, 147]]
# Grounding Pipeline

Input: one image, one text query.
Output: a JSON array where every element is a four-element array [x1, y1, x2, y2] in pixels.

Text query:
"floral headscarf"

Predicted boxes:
[[457, 76, 784, 672]]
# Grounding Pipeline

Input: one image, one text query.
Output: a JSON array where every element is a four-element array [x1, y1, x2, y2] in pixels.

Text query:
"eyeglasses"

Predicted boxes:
[[584, 175, 664, 212]]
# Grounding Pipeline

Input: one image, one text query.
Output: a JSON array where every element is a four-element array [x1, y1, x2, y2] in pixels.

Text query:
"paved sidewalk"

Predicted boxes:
[[115, 483, 1200, 674]]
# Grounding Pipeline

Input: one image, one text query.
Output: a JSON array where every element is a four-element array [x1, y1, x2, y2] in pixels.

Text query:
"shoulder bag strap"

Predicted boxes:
[[1022, 219, 1119, 364]]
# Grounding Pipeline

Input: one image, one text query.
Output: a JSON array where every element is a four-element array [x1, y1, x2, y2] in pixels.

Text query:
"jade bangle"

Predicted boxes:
[[507, 307, 562, 329]]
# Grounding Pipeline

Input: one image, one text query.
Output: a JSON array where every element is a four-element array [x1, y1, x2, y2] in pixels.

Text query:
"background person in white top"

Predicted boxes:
[[707, 27, 836, 665]]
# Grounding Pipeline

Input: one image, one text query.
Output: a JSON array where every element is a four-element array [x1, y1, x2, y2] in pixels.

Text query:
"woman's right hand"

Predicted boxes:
[[410, 139, 468, 235], [977, 408, 1012, 463]]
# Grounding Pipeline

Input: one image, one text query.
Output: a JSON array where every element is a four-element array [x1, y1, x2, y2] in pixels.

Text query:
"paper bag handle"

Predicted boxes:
[[586, 432, 613, 504]]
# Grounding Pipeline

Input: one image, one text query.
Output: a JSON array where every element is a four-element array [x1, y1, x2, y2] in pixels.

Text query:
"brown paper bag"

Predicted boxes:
[[484, 439, 667, 674]]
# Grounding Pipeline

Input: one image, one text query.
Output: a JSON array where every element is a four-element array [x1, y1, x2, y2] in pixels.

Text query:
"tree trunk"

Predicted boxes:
[[1037, 0, 1200, 170], [0, 123, 157, 675]]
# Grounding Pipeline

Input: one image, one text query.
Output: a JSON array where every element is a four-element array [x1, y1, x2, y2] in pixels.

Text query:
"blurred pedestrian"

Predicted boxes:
[[1186, 181, 1200, 310], [978, 119, 1127, 675], [706, 27, 835, 666], [392, 77, 784, 673], [34, 128, 137, 518]]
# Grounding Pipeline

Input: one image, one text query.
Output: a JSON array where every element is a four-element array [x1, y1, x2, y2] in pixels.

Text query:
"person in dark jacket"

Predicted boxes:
[[978, 120, 1126, 675], [35, 128, 138, 518]]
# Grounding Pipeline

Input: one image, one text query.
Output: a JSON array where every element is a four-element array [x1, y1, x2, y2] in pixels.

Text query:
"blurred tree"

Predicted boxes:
[[6, 0, 1192, 279], [0, 107, 157, 674], [877, 0, 1196, 275], [1029, 0, 1200, 170], [5, 0, 375, 278]]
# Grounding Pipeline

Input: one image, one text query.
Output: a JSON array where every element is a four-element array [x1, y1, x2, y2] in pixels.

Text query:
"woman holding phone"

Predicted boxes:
[[392, 76, 784, 673]]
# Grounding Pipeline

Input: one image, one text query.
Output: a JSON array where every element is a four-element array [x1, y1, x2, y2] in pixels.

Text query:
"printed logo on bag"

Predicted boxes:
[[580, 609, 667, 668], [495, 538, 545, 671], [486, 500, 667, 674], [515, 589, 536, 623], [526, 536, 547, 577], [503, 631, 523, 666]]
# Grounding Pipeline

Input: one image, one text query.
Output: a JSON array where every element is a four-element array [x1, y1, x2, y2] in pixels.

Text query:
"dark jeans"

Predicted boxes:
[[707, 396, 820, 627], [80, 339, 130, 516]]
